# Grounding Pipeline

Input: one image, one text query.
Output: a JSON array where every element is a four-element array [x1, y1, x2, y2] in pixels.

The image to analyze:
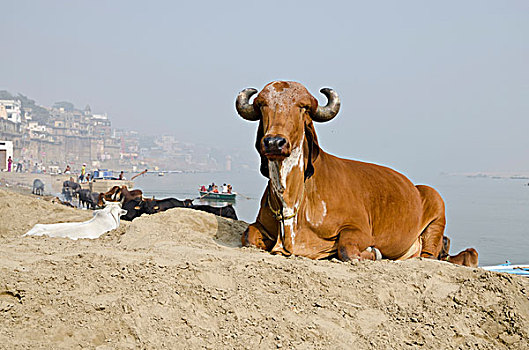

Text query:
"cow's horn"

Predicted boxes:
[[236, 88, 260, 121], [313, 88, 340, 122]]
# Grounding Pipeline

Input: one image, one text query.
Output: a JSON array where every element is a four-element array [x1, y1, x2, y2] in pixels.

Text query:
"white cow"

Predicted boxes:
[[24, 202, 127, 240]]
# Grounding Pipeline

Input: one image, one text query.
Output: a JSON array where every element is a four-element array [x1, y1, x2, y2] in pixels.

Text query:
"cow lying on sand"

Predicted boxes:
[[121, 198, 192, 221], [98, 185, 142, 207], [236, 81, 478, 266], [121, 198, 237, 221], [438, 237, 479, 267], [24, 202, 126, 240], [190, 204, 238, 220]]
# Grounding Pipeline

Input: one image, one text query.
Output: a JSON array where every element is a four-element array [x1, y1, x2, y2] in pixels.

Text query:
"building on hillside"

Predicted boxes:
[[0, 100, 22, 123], [92, 113, 111, 138]]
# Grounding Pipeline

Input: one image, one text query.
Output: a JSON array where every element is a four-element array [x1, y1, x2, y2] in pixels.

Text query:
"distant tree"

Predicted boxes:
[[52, 101, 75, 111], [15, 93, 51, 123], [0, 90, 14, 99]]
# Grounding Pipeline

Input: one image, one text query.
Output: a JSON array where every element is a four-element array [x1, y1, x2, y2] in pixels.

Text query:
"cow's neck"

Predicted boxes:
[[268, 138, 305, 255]]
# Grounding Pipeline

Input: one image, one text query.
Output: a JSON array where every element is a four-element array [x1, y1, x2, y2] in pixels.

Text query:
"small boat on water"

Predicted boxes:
[[199, 191, 236, 200], [482, 262, 529, 277], [81, 169, 134, 193], [158, 172, 165, 176]]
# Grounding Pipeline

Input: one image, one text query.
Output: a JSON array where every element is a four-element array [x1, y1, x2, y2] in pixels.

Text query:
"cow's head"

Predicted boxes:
[[121, 199, 145, 221], [236, 81, 340, 179]]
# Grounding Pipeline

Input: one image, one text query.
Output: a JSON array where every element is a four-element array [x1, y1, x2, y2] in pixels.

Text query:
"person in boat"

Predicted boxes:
[[200, 185, 207, 192], [64, 165, 71, 174], [227, 184, 232, 194], [222, 183, 228, 193], [208, 183, 215, 192], [212, 185, 219, 193], [118, 171, 126, 180]]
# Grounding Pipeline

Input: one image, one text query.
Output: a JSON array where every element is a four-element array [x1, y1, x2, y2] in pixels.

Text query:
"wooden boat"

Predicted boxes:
[[199, 191, 236, 200], [482, 262, 529, 277], [85, 179, 134, 193], [80, 169, 134, 193]]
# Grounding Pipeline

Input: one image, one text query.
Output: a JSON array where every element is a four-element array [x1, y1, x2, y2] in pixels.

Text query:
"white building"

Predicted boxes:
[[0, 100, 22, 124], [0, 140, 14, 171]]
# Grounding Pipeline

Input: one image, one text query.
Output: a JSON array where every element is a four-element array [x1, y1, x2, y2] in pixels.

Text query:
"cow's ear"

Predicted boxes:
[[255, 120, 269, 178], [304, 120, 320, 180]]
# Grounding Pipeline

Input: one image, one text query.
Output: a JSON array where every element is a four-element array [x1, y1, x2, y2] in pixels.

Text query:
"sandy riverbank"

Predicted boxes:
[[0, 187, 528, 349]]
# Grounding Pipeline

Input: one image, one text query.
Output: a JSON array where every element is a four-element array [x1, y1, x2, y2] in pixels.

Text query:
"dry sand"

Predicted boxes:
[[0, 187, 528, 349]]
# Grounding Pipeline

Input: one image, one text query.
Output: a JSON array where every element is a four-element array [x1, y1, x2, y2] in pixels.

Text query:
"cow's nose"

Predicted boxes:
[[263, 136, 288, 153]]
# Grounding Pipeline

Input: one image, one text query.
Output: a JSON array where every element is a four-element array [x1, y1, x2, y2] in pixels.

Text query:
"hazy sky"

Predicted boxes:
[[1, 1, 528, 178]]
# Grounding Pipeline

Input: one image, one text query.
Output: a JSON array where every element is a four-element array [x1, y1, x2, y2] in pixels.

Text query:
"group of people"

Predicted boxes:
[[200, 182, 232, 194], [6, 156, 23, 173], [77, 165, 126, 183]]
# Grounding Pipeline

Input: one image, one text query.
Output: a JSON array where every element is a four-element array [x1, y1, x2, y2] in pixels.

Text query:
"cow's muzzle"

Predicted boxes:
[[262, 135, 291, 159]]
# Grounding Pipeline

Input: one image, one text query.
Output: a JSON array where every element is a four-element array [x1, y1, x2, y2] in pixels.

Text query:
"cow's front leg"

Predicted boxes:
[[337, 228, 377, 261], [242, 222, 275, 251]]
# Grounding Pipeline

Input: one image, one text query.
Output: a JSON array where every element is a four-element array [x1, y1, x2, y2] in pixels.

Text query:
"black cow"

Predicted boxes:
[[76, 189, 100, 209], [62, 180, 81, 201], [190, 204, 238, 220], [32, 179, 45, 196], [121, 198, 193, 221], [143, 198, 194, 214], [121, 199, 144, 221], [63, 180, 80, 191], [120, 198, 238, 221]]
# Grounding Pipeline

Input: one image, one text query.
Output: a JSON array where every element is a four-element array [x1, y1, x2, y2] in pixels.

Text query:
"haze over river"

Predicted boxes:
[[134, 170, 529, 266]]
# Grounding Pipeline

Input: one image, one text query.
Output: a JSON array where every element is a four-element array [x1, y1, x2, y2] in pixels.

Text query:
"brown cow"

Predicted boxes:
[[437, 237, 479, 267], [97, 185, 143, 207], [447, 248, 479, 268], [236, 81, 477, 265]]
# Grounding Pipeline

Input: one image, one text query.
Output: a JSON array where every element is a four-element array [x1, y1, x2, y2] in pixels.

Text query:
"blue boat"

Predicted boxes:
[[482, 261, 529, 277]]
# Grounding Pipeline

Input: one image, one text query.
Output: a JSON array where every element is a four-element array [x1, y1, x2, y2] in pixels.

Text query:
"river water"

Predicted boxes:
[[134, 170, 529, 266]]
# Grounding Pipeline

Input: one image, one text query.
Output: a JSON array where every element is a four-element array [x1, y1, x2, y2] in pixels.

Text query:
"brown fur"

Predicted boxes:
[[238, 81, 477, 263], [448, 248, 479, 268], [98, 185, 143, 206]]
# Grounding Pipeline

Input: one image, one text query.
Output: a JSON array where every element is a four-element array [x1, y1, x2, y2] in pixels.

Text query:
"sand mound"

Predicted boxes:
[[0, 188, 528, 349]]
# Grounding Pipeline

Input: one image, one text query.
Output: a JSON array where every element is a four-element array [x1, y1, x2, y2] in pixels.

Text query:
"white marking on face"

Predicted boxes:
[[268, 137, 304, 249]]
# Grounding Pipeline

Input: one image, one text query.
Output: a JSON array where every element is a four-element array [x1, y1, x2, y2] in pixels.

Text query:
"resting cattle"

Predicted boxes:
[[51, 196, 75, 208], [190, 204, 238, 220], [446, 248, 479, 268], [236, 81, 477, 266], [120, 198, 193, 221], [32, 179, 45, 196], [24, 202, 126, 240], [98, 185, 143, 207], [120, 198, 236, 221]]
